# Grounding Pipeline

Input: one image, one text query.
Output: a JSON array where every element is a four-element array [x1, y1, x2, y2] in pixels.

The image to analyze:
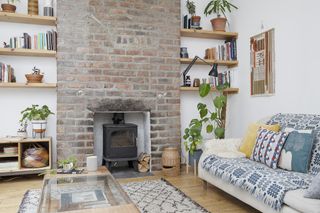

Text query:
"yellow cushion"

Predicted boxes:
[[240, 123, 281, 158]]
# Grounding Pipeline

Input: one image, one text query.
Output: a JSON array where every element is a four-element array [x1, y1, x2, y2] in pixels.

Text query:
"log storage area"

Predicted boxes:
[[138, 153, 150, 173]]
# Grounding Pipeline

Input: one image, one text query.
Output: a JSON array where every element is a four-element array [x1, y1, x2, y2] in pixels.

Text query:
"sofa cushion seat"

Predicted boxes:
[[284, 189, 320, 213]]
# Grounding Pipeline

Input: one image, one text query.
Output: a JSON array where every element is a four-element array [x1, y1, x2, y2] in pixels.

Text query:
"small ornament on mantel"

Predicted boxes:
[[28, 0, 39, 15]]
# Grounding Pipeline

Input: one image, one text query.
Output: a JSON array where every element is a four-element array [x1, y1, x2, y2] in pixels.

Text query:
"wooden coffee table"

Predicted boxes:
[[37, 167, 139, 213]]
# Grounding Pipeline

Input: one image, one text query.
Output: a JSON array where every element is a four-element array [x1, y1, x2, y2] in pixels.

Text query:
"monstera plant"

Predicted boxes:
[[183, 84, 228, 154]]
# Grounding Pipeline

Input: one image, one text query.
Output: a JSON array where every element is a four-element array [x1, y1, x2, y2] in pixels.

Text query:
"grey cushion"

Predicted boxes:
[[304, 173, 320, 199]]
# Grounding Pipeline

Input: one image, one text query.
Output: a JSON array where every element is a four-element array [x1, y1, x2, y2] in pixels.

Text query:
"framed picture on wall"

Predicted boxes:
[[250, 29, 275, 96]]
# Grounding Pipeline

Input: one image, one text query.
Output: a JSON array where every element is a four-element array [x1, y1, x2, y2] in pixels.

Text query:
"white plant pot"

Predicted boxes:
[[31, 120, 47, 133]]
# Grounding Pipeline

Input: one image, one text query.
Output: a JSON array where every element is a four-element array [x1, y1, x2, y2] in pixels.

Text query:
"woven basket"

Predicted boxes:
[[162, 147, 180, 177], [28, 0, 39, 15], [25, 74, 43, 83]]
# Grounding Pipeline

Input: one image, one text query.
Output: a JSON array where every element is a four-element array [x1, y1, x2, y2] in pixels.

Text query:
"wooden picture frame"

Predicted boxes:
[[250, 29, 275, 96]]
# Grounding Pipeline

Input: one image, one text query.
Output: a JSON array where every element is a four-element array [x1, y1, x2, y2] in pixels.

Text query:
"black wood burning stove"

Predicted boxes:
[[103, 113, 138, 170]]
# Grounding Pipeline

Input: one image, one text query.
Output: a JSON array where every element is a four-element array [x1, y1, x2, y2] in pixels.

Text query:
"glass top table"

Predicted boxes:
[[38, 173, 139, 213]]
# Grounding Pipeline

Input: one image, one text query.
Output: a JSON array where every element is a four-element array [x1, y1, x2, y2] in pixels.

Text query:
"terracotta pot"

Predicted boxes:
[[191, 15, 201, 28], [211, 17, 227, 32], [1, 4, 16, 13], [25, 74, 43, 83]]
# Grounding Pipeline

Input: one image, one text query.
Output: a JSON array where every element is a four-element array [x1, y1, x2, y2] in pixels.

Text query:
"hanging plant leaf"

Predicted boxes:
[[199, 83, 211, 97], [206, 124, 213, 133], [215, 128, 225, 139]]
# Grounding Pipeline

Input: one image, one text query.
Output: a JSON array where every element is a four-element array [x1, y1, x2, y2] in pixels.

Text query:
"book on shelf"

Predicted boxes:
[[7, 30, 57, 51], [0, 62, 16, 83], [208, 71, 232, 88], [217, 39, 237, 61]]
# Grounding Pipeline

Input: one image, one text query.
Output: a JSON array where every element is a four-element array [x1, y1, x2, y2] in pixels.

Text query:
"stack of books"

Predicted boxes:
[[217, 39, 237, 61], [208, 71, 231, 88], [7, 30, 57, 51], [0, 62, 16, 83]]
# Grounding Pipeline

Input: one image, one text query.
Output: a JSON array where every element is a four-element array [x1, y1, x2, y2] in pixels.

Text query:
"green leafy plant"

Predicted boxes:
[[204, 0, 238, 18], [183, 83, 229, 154], [7, 0, 20, 4], [20, 105, 54, 122], [58, 156, 78, 169], [186, 0, 196, 16]]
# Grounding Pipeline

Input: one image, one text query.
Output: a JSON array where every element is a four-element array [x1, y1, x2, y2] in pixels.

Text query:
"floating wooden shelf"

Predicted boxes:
[[180, 87, 239, 94], [0, 48, 56, 57], [0, 12, 56, 26], [181, 29, 238, 40], [180, 58, 238, 68], [0, 83, 57, 88]]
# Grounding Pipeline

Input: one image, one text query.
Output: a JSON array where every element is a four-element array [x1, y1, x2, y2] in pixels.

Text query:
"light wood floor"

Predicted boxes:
[[0, 170, 258, 213]]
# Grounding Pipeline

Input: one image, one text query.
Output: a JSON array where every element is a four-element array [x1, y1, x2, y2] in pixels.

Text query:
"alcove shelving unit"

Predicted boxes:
[[180, 28, 239, 94], [0, 12, 56, 175], [0, 12, 57, 89]]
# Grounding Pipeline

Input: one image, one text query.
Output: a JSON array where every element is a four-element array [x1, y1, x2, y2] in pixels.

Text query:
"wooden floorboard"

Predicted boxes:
[[0, 170, 258, 213]]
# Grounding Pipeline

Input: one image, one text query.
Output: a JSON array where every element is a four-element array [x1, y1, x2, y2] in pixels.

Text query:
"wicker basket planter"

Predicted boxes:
[[25, 74, 43, 83], [162, 147, 180, 177]]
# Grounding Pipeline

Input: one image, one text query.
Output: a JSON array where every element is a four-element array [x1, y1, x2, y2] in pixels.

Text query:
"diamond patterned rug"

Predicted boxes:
[[19, 179, 209, 213]]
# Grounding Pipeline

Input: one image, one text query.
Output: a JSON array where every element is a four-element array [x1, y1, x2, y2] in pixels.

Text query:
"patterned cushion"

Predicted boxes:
[[240, 123, 281, 158], [267, 113, 320, 175], [278, 128, 315, 173], [251, 128, 288, 169]]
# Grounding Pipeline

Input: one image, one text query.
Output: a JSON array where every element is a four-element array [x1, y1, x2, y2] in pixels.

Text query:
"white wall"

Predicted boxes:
[[0, 0, 57, 162], [228, 0, 320, 138], [180, 0, 237, 162]]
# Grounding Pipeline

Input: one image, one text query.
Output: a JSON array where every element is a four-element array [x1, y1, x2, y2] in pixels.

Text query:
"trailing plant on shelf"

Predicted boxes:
[[20, 105, 54, 134], [183, 83, 229, 155], [186, 0, 201, 29], [204, 0, 238, 32], [1, 0, 20, 13]]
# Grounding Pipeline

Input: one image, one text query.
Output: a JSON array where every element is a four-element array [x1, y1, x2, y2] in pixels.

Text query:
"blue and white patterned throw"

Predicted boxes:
[[202, 155, 312, 211]]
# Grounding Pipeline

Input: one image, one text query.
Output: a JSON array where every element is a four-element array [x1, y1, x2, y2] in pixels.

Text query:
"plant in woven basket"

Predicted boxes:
[[183, 83, 228, 155], [25, 66, 44, 83], [20, 105, 54, 134], [1, 0, 20, 13]]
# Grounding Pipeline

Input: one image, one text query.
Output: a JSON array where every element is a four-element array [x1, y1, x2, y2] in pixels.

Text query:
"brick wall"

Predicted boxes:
[[57, 0, 181, 170]]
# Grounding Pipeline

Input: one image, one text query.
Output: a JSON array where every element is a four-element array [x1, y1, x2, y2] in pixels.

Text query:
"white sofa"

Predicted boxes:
[[198, 138, 320, 213]]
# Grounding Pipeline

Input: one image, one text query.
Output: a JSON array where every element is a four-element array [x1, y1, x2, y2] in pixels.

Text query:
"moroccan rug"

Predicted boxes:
[[19, 179, 209, 213]]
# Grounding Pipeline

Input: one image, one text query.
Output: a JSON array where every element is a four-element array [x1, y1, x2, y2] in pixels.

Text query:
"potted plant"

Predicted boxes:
[[25, 67, 44, 83], [1, 0, 20, 13], [17, 121, 28, 138], [58, 156, 77, 171], [183, 83, 228, 155], [204, 0, 238, 32], [186, 0, 201, 29], [20, 105, 54, 134]]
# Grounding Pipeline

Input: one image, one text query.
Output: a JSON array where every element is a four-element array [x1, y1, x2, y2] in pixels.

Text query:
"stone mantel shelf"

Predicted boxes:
[[88, 99, 154, 113]]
